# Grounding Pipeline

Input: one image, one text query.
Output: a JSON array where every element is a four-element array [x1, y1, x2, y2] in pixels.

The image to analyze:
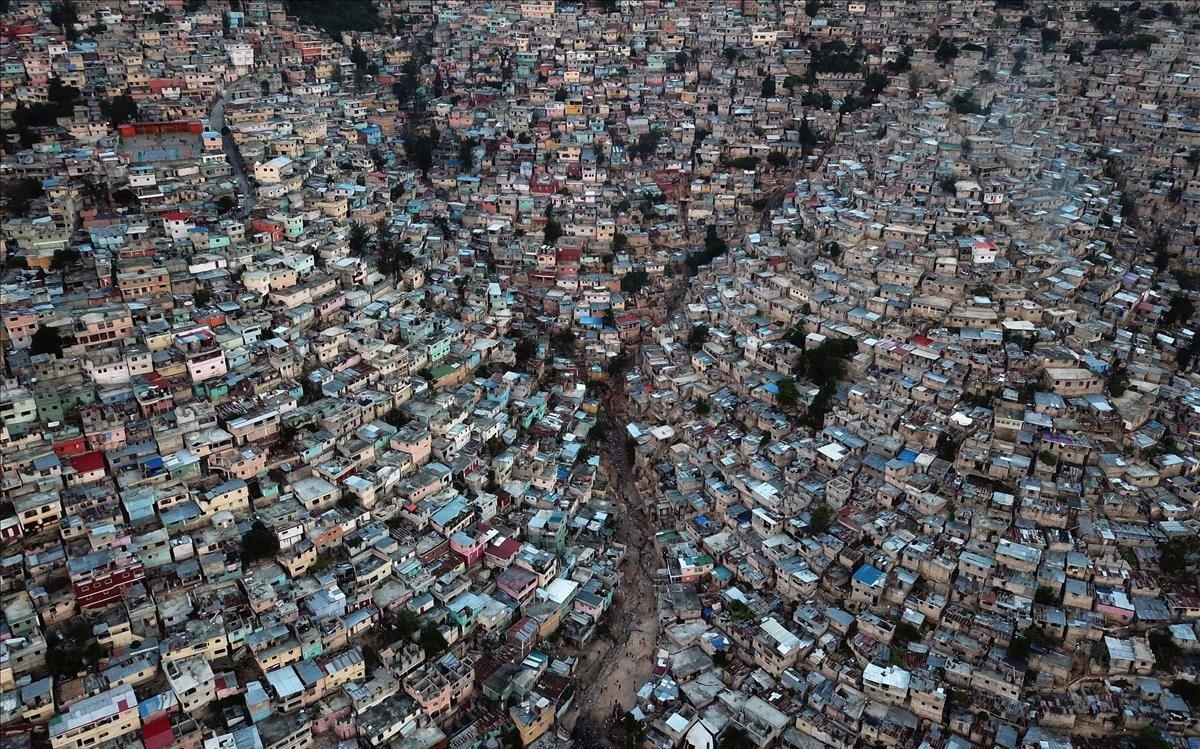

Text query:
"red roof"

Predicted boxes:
[[486, 537, 521, 560], [160, 211, 193, 221], [70, 451, 105, 474], [142, 714, 173, 749], [143, 714, 170, 737]]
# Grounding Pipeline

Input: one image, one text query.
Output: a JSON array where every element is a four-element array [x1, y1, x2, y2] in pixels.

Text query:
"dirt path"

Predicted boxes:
[[568, 374, 662, 743], [566, 177, 804, 741]]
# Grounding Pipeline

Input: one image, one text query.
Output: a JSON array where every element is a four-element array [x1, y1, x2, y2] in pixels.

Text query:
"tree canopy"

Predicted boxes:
[[543, 206, 563, 246], [284, 0, 379, 38], [31, 326, 64, 357], [241, 521, 280, 564], [419, 624, 448, 658], [99, 94, 139, 127]]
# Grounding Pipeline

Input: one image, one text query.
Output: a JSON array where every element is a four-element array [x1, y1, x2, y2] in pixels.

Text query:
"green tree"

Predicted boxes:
[[458, 135, 478, 171], [551, 329, 577, 354], [1148, 629, 1181, 668], [348, 222, 369, 255], [382, 608, 421, 640], [404, 133, 434, 176], [809, 40, 863, 74], [1133, 726, 1171, 749], [99, 94, 138, 127], [810, 503, 833, 533], [934, 39, 960, 64], [4, 178, 44, 215], [683, 224, 729, 272], [374, 217, 391, 243], [543, 205, 562, 246], [1172, 679, 1200, 708], [12, 78, 81, 131], [803, 382, 836, 429], [862, 71, 889, 97], [241, 521, 280, 563], [283, 0, 379, 38], [30, 326, 64, 357], [50, 1, 79, 40], [513, 336, 538, 370], [775, 377, 800, 408], [728, 600, 755, 622], [363, 645, 381, 672], [1105, 363, 1130, 397], [1086, 4, 1122, 34], [620, 270, 651, 294], [276, 422, 299, 451], [885, 53, 911, 73], [1007, 634, 1030, 660], [1161, 294, 1195, 328], [793, 337, 857, 384], [609, 353, 630, 375], [798, 118, 818, 155], [349, 41, 370, 89], [894, 622, 921, 645], [588, 420, 610, 442], [950, 90, 983, 115], [720, 726, 754, 749], [1158, 537, 1199, 574], [217, 195, 236, 214], [419, 624, 448, 657], [51, 248, 81, 270], [630, 131, 663, 159], [79, 177, 108, 208], [619, 713, 646, 749]]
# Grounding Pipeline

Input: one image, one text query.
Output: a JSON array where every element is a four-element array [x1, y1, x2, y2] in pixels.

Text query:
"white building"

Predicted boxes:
[[227, 42, 254, 68], [862, 663, 911, 706]]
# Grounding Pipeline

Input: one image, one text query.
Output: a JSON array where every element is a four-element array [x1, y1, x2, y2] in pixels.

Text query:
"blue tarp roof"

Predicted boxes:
[[852, 564, 884, 586]]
